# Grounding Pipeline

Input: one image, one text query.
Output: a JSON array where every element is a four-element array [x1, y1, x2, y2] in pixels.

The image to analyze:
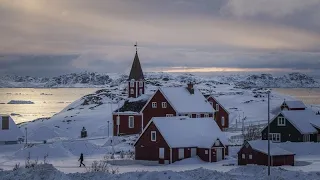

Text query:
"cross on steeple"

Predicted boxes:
[[134, 42, 138, 52]]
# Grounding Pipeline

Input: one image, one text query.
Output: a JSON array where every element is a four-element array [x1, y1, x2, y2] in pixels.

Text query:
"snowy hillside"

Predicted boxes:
[[0, 72, 319, 88]]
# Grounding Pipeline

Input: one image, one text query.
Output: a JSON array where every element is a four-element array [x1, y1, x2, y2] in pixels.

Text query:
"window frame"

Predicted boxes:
[[242, 154, 245, 159], [221, 116, 225, 126], [128, 116, 134, 128], [130, 88, 134, 95], [166, 114, 174, 117], [270, 133, 281, 142], [151, 131, 157, 141], [249, 154, 252, 160], [196, 114, 201, 118], [130, 81, 134, 87], [216, 104, 219, 111], [162, 102, 167, 108], [152, 102, 157, 108], [139, 81, 143, 87], [204, 114, 209, 118], [277, 117, 286, 126]]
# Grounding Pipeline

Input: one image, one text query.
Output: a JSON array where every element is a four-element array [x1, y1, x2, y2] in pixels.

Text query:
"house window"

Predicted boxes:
[[139, 89, 143, 95], [2, 116, 9, 130], [214, 140, 220, 146], [221, 117, 225, 126], [152, 102, 157, 108], [242, 154, 245, 159], [216, 104, 219, 111], [196, 114, 200, 118], [210, 102, 213, 106], [277, 117, 285, 126], [205, 150, 208, 154], [249, 154, 252, 159], [130, 81, 134, 87], [116, 116, 120, 125], [204, 114, 209, 118], [151, 131, 156, 141], [166, 114, 174, 117], [130, 89, 134, 95], [139, 81, 143, 87], [303, 134, 310, 142], [188, 114, 192, 118], [128, 116, 134, 128], [270, 133, 281, 142], [162, 102, 167, 108]]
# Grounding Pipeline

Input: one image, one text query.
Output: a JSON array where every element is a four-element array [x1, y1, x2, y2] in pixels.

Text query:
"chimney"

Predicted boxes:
[[187, 82, 194, 94]]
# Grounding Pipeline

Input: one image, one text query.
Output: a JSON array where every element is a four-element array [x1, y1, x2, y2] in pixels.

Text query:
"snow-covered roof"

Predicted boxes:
[[281, 110, 319, 134], [114, 95, 151, 114], [283, 100, 306, 109], [0, 116, 24, 142], [128, 94, 150, 103], [160, 87, 213, 113], [151, 117, 228, 148], [247, 140, 294, 156], [207, 95, 230, 114]]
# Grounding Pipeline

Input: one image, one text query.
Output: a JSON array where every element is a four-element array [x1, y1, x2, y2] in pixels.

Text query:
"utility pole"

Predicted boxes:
[[107, 120, 110, 137], [267, 91, 271, 176]]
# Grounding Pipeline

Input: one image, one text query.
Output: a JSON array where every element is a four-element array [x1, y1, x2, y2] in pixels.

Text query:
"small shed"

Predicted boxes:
[[0, 115, 24, 145], [238, 140, 295, 166]]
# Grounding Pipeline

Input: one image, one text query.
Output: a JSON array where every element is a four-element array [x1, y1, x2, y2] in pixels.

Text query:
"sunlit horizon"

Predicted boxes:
[[146, 67, 312, 73]]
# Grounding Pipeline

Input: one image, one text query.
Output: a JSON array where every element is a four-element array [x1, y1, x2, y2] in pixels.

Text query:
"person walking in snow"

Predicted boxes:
[[79, 153, 85, 167]]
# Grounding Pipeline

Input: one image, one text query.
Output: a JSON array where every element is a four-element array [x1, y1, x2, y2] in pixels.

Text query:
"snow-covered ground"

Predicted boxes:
[[1, 72, 320, 179]]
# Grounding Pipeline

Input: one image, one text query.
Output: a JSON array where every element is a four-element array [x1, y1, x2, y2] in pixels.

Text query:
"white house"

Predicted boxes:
[[0, 115, 24, 145]]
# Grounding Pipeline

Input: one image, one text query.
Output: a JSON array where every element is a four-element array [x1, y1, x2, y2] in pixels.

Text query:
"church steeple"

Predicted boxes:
[[128, 51, 144, 81], [128, 43, 145, 98]]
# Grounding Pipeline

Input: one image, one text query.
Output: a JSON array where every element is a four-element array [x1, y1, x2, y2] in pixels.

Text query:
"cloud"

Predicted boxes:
[[0, 0, 320, 76], [221, 0, 320, 18]]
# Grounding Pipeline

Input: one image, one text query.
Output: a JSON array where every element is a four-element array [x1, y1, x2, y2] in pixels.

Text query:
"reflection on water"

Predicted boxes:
[[0, 88, 99, 123], [273, 88, 320, 105]]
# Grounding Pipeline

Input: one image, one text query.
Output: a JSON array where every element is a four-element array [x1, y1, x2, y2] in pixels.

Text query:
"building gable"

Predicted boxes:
[[261, 113, 306, 142], [140, 89, 177, 127], [134, 121, 170, 148], [207, 96, 229, 114]]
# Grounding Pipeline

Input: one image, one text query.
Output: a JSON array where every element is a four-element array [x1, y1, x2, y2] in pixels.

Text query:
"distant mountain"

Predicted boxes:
[[0, 72, 319, 88]]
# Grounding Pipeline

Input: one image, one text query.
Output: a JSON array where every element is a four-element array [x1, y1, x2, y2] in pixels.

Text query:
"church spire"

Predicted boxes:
[[128, 43, 144, 81]]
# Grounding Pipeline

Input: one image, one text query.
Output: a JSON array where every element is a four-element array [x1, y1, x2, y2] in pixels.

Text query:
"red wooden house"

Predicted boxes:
[[238, 140, 295, 166], [206, 95, 229, 130], [280, 100, 306, 111], [140, 84, 215, 129], [135, 117, 228, 164]]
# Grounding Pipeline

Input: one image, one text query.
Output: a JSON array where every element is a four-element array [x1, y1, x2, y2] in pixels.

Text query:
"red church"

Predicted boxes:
[[112, 49, 215, 136]]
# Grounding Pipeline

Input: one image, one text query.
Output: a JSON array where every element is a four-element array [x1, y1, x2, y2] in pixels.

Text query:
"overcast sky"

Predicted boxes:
[[1, 0, 320, 76]]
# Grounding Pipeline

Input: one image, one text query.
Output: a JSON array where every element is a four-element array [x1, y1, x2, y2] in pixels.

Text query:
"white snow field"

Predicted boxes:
[[0, 73, 320, 179]]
